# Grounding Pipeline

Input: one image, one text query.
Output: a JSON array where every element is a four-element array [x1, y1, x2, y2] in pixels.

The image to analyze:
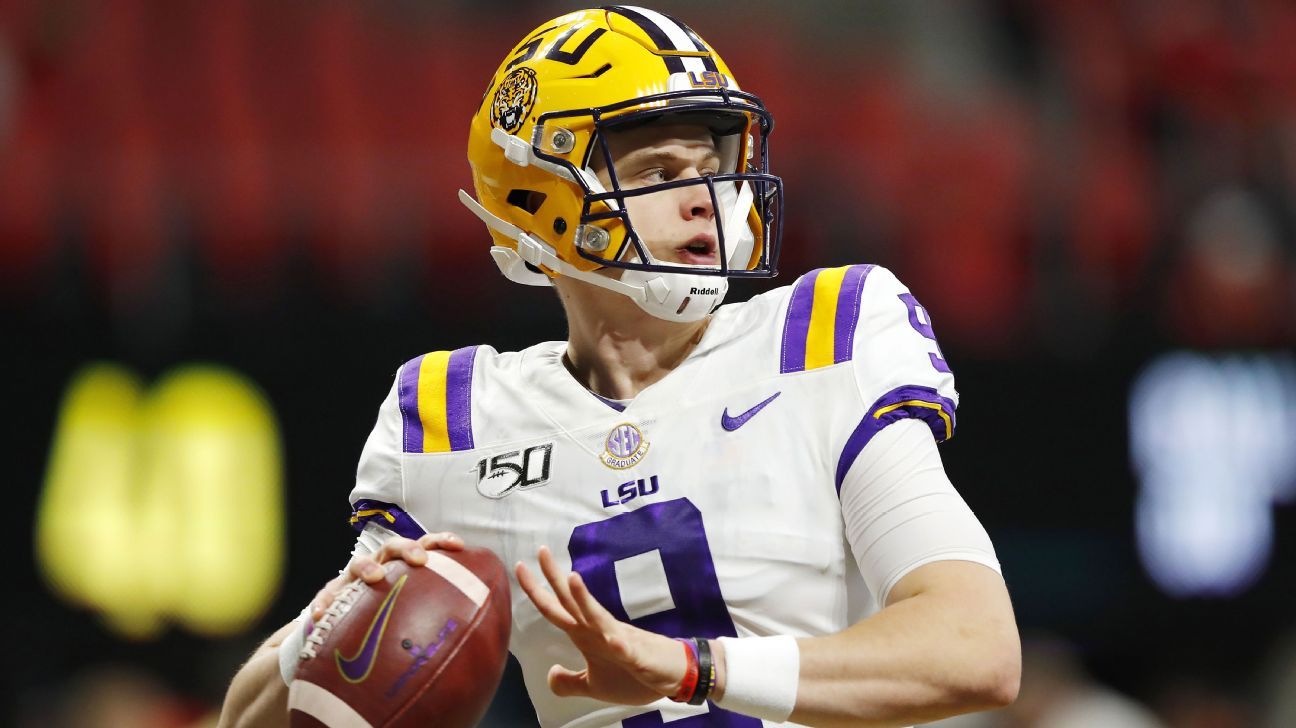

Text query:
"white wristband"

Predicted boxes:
[[278, 604, 314, 685], [715, 635, 800, 723]]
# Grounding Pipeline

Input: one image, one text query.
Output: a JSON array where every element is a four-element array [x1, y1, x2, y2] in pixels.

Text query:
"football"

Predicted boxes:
[[287, 547, 512, 728]]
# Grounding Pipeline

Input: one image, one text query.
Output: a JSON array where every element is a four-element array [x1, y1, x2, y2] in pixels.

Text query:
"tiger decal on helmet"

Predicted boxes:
[[489, 67, 539, 134]]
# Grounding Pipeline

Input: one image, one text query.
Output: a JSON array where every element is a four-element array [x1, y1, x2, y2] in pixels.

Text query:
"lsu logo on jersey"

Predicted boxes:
[[600, 475, 660, 508], [600, 423, 649, 469]]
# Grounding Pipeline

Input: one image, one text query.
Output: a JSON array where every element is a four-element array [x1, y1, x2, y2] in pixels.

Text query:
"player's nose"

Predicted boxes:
[[679, 174, 715, 221]]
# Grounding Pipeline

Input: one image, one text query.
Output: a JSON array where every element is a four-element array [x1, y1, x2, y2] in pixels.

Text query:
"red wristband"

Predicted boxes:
[[670, 638, 700, 703]]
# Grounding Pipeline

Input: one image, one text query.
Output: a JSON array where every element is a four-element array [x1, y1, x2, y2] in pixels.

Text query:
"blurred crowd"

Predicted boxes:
[[1, 0, 1292, 355]]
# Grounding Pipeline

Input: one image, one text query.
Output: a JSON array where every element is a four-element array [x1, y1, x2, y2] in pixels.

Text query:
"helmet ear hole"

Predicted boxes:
[[506, 189, 547, 214]]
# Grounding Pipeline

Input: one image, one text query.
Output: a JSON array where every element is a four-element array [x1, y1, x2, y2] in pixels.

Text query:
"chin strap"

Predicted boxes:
[[490, 128, 577, 183], [461, 128, 759, 323], [459, 189, 672, 305]]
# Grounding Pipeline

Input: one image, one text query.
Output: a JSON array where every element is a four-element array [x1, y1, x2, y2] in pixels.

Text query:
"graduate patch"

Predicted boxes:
[[600, 423, 649, 470]]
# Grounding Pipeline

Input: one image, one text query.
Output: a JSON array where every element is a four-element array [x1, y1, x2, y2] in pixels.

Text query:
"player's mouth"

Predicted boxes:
[[676, 234, 719, 266]]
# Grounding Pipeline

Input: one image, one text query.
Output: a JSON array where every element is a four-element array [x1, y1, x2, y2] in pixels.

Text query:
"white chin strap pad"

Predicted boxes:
[[461, 187, 731, 323], [616, 178, 754, 322], [619, 268, 727, 323], [489, 246, 553, 287], [460, 128, 764, 323]]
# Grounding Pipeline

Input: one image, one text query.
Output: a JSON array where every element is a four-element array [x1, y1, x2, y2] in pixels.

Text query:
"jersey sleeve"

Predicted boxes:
[[347, 347, 480, 540], [838, 419, 1000, 607], [346, 369, 426, 541], [819, 267, 995, 606], [837, 266, 958, 488], [779, 264, 958, 488], [853, 265, 956, 429]]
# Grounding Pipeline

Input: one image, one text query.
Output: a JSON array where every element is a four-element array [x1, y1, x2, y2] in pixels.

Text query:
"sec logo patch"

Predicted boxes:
[[600, 423, 649, 470]]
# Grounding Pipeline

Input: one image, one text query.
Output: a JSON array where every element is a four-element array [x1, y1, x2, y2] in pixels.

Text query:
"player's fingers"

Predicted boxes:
[[312, 569, 362, 619], [537, 546, 587, 628], [547, 665, 591, 698], [318, 571, 348, 599], [346, 554, 387, 583], [310, 586, 333, 621], [567, 571, 621, 634], [569, 574, 642, 668], [418, 532, 465, 552], [376, 537, 422, 565], [516, 561, 579, 630]]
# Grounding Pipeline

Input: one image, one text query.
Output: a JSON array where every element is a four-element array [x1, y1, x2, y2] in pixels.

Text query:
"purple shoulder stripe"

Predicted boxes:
[[398, 355, 426, 454], [780, 268, 821, 374], [832, 264, 873, 364], [445, 346, 478, 451], [349, 499, 427, 540], [834, 385, 958, 494]]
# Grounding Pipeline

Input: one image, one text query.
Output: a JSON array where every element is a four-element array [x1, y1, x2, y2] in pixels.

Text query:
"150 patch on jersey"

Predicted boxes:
[[476, 443, 552, 498]]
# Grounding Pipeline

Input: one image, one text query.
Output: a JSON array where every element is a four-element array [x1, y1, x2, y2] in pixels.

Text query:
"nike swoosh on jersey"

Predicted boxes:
[[721, 391, 782, 431], [335, 573, 408, 683]]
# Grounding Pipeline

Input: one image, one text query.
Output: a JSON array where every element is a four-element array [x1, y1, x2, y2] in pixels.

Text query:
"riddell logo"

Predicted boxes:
[[690, 287, 720, 296]]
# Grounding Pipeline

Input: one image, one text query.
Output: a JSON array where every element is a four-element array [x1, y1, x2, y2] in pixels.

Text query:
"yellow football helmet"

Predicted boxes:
[[459, 6, 783, 322]]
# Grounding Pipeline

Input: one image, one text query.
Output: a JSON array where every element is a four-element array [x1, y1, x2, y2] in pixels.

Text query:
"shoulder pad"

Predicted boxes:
[[397, 346, 479, 453], [779, 264, 874, 373]]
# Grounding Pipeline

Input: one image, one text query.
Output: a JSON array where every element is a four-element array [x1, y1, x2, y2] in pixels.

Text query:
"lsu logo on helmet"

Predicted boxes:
[[489, 67, 538, 134]]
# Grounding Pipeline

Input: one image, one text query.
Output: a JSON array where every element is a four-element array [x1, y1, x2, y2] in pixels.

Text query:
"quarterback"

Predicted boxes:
[[221, 6, 1020, 728]]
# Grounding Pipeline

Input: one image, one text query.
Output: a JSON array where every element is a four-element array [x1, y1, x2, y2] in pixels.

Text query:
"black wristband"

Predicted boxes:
[[689, 638, 715, 705]]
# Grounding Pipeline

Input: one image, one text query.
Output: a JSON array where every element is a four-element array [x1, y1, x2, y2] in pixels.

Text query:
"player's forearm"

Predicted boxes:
[[218, 622, 294, 728], [718, 562, 1020, 728], [795, 592, 1017, 725]]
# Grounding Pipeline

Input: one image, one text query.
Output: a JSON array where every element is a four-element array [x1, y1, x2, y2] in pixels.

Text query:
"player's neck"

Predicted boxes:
[[557, 281, 709, 401]]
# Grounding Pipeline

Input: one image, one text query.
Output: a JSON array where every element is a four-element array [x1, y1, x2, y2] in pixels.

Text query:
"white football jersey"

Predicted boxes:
[[348, 265, 999, 728]]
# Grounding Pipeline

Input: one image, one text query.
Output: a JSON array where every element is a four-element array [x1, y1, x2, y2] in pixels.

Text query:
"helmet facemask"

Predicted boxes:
[[528, 91, 782, 320]]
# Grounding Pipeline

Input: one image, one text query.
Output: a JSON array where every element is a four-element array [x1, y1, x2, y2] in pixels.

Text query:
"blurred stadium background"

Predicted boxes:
[[4, 0, 1296, 726]]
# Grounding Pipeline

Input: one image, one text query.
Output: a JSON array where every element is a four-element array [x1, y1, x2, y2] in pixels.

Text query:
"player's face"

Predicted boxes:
[[592, 124, 722, 267]]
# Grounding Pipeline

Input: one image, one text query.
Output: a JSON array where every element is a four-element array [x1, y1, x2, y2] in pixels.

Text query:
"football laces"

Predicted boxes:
[[299, 578, 365, 660]]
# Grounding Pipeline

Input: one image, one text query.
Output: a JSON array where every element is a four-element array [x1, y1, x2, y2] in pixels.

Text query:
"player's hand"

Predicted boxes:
[[311, 532, 464, 622], [517, 546, 690, 705]]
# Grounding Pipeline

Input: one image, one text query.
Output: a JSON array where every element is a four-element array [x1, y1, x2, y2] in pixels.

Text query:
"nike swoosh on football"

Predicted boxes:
[[335, 573, 408, 683], [721, 391, 782, 431]]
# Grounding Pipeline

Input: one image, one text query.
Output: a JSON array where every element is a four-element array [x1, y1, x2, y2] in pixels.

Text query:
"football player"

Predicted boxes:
[[220, 6, 1020, 727]]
